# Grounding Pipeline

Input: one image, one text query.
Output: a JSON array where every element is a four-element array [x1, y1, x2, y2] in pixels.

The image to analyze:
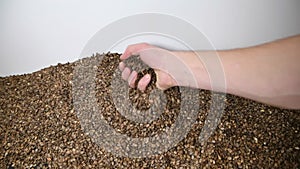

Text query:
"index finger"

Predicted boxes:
[[120, 43, 150, 60]]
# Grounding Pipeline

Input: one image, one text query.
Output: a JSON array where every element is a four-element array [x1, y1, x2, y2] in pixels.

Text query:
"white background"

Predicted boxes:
[[0, 0, 299, 76]]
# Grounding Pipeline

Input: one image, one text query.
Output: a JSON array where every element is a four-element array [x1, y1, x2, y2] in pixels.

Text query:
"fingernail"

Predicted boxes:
[[119, 62, 125, 71], [122, 67, 131, 80], [128, 71, 137, 88]]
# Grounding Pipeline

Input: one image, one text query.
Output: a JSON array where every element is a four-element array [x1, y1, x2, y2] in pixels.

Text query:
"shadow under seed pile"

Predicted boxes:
[[0, 53, 299, 168]]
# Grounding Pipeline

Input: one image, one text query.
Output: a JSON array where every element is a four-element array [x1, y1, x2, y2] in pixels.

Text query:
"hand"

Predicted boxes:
[[119, 43, 179, 91]]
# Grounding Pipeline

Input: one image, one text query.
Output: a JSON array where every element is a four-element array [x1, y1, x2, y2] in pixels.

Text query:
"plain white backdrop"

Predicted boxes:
[[0, 0, 299, 76]]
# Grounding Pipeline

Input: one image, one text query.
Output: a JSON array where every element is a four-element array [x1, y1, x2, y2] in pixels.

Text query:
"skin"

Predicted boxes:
[[119, 35, 300, 109]]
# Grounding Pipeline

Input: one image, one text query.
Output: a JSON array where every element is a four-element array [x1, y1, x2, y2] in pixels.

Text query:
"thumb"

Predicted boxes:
[[154, 69, 177, 90]]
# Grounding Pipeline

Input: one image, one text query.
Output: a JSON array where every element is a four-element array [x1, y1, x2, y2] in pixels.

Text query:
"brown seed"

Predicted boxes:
[[0, 53, 298, 168]]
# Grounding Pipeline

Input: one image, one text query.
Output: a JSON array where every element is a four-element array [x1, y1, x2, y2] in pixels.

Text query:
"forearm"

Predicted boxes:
[[220, 36, 300, 109], [174, 35, 300, 109]]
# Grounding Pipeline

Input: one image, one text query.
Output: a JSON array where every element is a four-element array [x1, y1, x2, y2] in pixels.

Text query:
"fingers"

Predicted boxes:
[[119, 62, 125, 71], [120, 43, 153, 91], [121, 67, 131, 80], [120, 62, 138, 88], [119, 62, 138, 88], [119, 63, 151, 91], [137, 74, 151, 91], [128, 71, 137, 88], [120, 43, 150, 60]]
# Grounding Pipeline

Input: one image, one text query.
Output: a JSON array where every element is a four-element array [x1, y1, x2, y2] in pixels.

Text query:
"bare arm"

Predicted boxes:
[[218, 35, 300, 109], [174, 35, 300, 109], [120, 35, 300, 109]]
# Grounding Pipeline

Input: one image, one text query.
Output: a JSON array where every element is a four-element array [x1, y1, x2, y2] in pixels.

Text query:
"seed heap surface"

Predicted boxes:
[[0, 53, 299, 168]]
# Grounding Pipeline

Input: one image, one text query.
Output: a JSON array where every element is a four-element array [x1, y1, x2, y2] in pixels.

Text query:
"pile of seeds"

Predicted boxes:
[[0, 53, 299, 168]]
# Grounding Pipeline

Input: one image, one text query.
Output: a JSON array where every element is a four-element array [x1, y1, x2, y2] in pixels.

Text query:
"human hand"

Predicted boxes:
[[119, 43, 180, 91]]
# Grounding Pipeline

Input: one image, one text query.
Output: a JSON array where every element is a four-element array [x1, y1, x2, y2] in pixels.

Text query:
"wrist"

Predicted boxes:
[[171, 51, 212, 90]]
